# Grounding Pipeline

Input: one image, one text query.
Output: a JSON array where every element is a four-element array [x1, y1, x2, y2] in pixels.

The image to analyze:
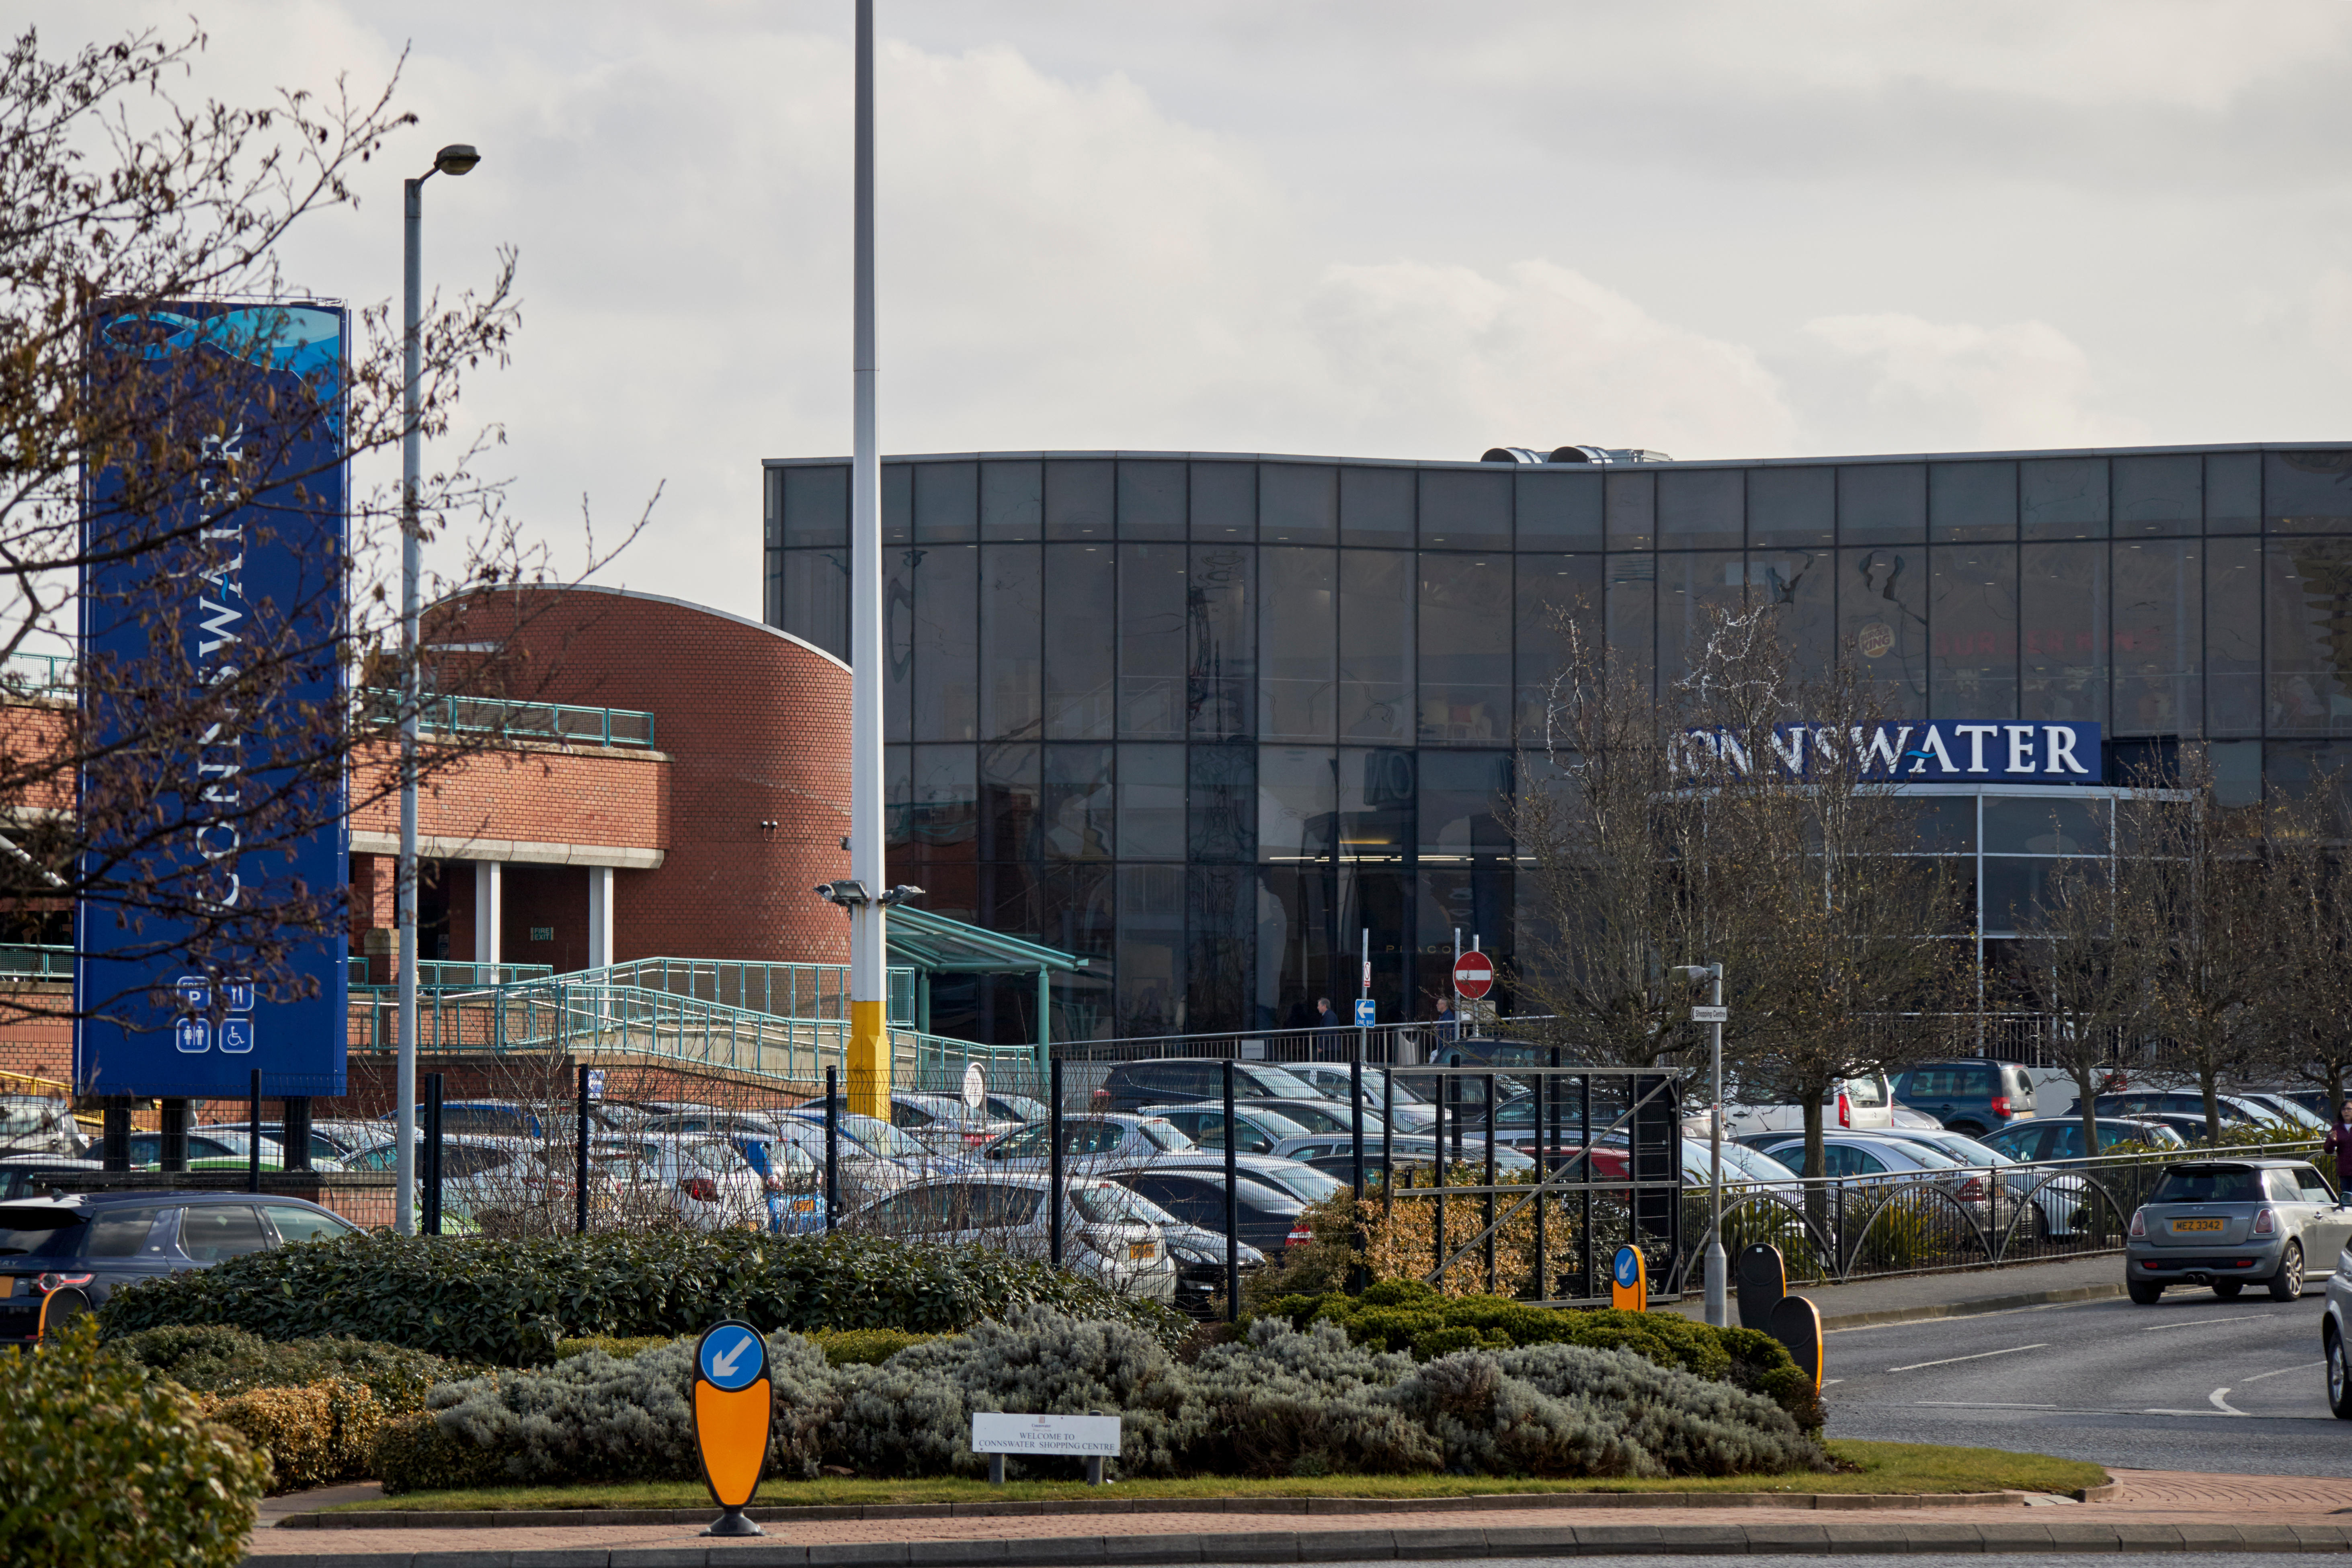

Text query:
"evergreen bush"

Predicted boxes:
[[201, 1378, 390, 1493], [113, 1324, 459, 1411]]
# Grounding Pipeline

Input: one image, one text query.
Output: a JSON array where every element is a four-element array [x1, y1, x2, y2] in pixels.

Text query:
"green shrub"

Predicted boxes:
[[813, 1327, 941, 1366], [0, 1319, 270, 1565], [112, 1324, 458, 1412], [100, 1230, 1187, 1365], [1259, 1282, 1821, 1430], [554, 1335, 672, 1363], [201, 1378, 388, 1493]]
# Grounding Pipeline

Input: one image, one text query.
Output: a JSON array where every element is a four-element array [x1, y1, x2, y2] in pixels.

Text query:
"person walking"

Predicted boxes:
[[1431, 993, 1459, 1046], [2326, 1099, 2352, 1197], [1311, 996, 1343, 1058]]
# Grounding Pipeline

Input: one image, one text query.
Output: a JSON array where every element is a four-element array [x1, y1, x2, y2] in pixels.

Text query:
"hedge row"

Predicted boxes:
[[1262, 1280, 1822, 1430], [100, 1230, 1187, 1365]]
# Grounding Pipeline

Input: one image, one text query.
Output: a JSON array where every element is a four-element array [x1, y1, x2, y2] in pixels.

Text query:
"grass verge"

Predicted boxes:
[[332, 1441, 2104, 1512]]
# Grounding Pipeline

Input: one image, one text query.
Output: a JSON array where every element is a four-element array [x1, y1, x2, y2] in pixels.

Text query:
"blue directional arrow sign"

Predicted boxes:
[[1613, 1246, 1641, 1290], [697, 1322, 765, 1393]]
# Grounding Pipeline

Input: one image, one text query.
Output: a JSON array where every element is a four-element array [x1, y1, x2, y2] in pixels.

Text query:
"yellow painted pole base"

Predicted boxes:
[[847, 999, 889, 1119]]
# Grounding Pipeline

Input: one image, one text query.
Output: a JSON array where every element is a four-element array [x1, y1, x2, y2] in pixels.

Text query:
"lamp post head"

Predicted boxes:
[[433, 143, 482, 176]]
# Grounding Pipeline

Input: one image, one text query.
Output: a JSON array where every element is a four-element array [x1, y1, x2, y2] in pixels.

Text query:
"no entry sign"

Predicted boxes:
[[1452, 951, 1495, 1000]]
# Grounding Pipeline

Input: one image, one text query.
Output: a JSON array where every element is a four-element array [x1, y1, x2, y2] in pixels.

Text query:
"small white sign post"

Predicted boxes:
[[971, 1412, 1122, 1486]]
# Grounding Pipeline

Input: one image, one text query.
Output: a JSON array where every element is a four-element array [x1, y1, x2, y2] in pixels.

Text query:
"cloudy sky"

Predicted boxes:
[[34, 2, 2352, 621]]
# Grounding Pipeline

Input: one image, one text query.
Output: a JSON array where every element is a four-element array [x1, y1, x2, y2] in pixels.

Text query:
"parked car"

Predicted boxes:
[[1887, 1060, 2040, 1138], [344, 1133, 602, 1234], [1980, 1117, 2186, 1161], [1089, 1182, 1267, 1319], [885, 1092, 1025, 1154], [2284, 1088, 2338, 1124], [0, 1158, 106, 1200], [2125, 1158, 2352, 1304], [1270, 1131, 1535, 1175], [1749, 1131, 1991, 1208], [1887, 1101, 1945, 1129], [591, 1136, 769, 1231], [1098, 1165, 1308, 1256], [2065, 1091, 2297, 1135], [127, 1128, 336, 1172], [778, 1107, 976, 1174], [374, 1099, 638, 1140], [195, 1121, 363, 1167], [1849, 1127, 2092, 1237], [1725, 1075, 1897, 1138], [0, 1096, 84, 1157], [2234, 1092, 2330, 1134], [1108, 1149, 1349, 1208], [750, 1116, 921, 1207], [0, 1191, 359, 1345], [1277, 1064, 1439, 1133], [1139, 1102, 1314, 1156], [980, 1113, 1195, 1169], [1093, 1058, 1325, 1113], [2325, 1222, 2352, 1418], [846, 1173, 1177, 1302]]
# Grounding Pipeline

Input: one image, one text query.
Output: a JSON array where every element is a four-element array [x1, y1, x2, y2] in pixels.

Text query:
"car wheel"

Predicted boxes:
[[2128, 1278, 2163, 1305], [2213, 1280, 2243, 1299], [2268, 1242, 2304, 1302], [2329, 1327, 2352, 1420]]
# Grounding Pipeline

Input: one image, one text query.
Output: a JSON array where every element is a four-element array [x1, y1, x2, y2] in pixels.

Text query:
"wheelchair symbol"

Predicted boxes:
[[219, 1018, 254, 1054]]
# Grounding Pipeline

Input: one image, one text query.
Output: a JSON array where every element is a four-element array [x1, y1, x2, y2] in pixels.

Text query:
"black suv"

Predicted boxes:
[[1889, 1059, 2039, 1137], [0, 1191, 357, 1345], [1095, 1058, 1326, 1113]]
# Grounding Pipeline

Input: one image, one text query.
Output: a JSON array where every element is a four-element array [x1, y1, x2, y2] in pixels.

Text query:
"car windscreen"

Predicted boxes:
[[1843, 1076, 1889, 1107], [1887, 1140, 1959, 1168], [1933, 1135, 2013, 1165], [0, 1204, 168, 1258], [685, 1142, 750, 1173], [825, 1114, 929, 1159], [1070, 1183, 1159, 1226], [1137, 1120, 1196, 1152], [1239, 1065, 1319, 1099], [1258, 1163, 1344, 1202], [2150, 1166, 2263, 1204]]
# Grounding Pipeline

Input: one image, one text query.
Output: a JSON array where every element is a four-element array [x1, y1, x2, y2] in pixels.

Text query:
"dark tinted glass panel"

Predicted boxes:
[[907, 744, 977, 865], [1339, 748, 1415, 866], [2020, 542, 2108, 724], [1983, 796, 2109, 855], [1261, 464, 1337, 544], [2211, 738, 2263, 808], [1606, 554, 1656, 694], [979, 743, 1040, 859], [1258, 865, 1339, 1027], [1658, 468, 1742, 549], [979, 543, 1042, 740], [1929, 461, 2015, 543], [2268, 451, 2352, 533], [1604, 471, 1655, 550], [1413, 866, 1513, 1009], [1117, 542, 1184, 739], [1659, 551, 1747, 689], [883, 463, 912, 544], [1189, 543, 1255, 740], [2206, 537, 2260, 737], [1751, 547, 1833, 677], [1190, 744, 1255, 863], [2113, 454, 2201, 535], [1042, 543, 1114, 739], [1929, 544, 2016, 720], [1259, 546, 1335, 741], [1257, 744, 1336, 863], [1041, 744, 1113, 861], [2021, 458, 2108, 540], [1417, 750, 1512, 859], [783, 465, 849, 547], [1515, 553, 1604, 741], [1045, 459, 1113, 540], [1344, 866, 1415, 1020], [885, 545, 915, 741], [1419, 468, 1510, 550], [886, 745, 914, 855], [1982, 857, 2100, 934], [2264, 741, 2352, 836], [2266, 538, 2352, 735], [1117, 460, 1185, 540], [1117, 864, 1186, 1034], [1188, 865, 1253, 1031], [1515, 469, 1601, 544], [1748, 466, 1833, 548], [1039, 865, 1114, 1037], [1340, 467, 1414, 547], [917, 461, 979, 542], [981, 460, 1042, 540], [2206, 451, 2260, 534], [1839, 465, 1926, 544], [1339, 550, 1413, 742], [912, 544, 978, 741], [777, 549, 847, 662], [1417, 554, 1510, 745], [2113, 540, 2201, 738], [1841, 546, 1926, 717], [1191, 461, 1255, 541], [1900, 797, 1977, 853], [1117, 743, 1186, 859]]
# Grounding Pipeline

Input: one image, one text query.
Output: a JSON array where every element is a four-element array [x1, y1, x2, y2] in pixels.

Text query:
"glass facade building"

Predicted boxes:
[[765, 444, 2352, 1043]]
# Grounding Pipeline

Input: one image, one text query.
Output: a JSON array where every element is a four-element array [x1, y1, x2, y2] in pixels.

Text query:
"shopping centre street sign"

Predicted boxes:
[[1680, 721, 2100, 783]]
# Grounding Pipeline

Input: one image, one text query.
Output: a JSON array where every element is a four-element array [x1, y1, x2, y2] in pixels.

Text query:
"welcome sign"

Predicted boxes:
[[1681, 721, 2101, 783]]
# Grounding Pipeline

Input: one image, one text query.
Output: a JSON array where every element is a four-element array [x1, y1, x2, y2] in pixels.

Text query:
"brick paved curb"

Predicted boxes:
[[274, 1490, 2034, 1532], [243, 1517, 2352, 1566], [1811, 1281, 2125, 1331]]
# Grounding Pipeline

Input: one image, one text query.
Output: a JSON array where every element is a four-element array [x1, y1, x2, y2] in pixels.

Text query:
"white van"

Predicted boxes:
[[1724, 1074, 1896, 1138]]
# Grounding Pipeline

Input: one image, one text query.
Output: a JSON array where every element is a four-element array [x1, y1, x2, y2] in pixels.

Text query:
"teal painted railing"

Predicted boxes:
[[359, 688, 656, 749], [347, 957, 554, 988], [0, 945, 71, 979]]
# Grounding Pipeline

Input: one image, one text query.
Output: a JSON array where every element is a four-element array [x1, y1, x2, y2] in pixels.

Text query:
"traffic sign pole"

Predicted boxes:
[[1678, 964, 1729, 1327], [693, 1321, 773, 1537]]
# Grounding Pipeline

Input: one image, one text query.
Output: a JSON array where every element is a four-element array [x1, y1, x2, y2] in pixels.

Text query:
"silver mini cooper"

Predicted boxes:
[[2124, 1158, 2351, 1305]]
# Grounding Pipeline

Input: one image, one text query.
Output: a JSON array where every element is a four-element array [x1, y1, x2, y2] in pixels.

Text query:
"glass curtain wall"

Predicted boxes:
[[767, 445, 2329, 1041]]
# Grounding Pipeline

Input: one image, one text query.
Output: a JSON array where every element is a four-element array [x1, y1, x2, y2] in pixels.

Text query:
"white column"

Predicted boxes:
[[586, 865, 615, 972], [473, 861, 502, 968]]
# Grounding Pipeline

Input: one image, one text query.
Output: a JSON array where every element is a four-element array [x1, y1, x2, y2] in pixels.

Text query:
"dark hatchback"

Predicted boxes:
[[0, 1191, 358, 1345]]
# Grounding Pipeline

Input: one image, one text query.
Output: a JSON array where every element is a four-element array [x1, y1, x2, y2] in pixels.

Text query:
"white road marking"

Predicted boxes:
[[1821, 1378, 1845, 1386], [2137, 1314, 2268, 1331], [1886, 1343, 2049, 1372], [2208, 1386, 2247, 1415], [2237, 1361, 2323, 1384], [1909, 1400, 2060, 1408]]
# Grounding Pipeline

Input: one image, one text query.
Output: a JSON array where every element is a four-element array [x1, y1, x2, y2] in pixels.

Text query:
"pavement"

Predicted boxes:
[[1660, 1254, 2126, 1330]]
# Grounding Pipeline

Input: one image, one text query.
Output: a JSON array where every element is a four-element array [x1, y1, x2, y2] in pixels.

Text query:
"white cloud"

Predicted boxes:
[[1798, 313, 2148, 452]]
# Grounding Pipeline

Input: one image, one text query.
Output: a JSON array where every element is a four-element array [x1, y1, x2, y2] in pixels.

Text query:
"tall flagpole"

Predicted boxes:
[[847, 0, 888, 1116]]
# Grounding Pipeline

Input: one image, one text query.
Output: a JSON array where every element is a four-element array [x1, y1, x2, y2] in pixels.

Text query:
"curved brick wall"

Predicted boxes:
[[437, 587, 851, 965]]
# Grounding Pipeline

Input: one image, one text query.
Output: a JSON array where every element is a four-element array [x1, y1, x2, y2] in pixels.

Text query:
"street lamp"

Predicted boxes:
[[396, 141, 480, 1237], [1675, 962, 1729, 1327]]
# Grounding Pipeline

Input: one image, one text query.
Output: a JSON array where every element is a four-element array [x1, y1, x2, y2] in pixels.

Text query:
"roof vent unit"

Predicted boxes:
[[1546, 445, 1673, 465], [1479, 447, 1546, 464]]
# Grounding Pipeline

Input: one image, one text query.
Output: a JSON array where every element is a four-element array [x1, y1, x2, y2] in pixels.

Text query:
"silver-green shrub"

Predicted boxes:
[[1182, 1319, 1439, 1478], [1386, 1351, 1650, 1477], [1491, 1342, 1829, 1476]]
